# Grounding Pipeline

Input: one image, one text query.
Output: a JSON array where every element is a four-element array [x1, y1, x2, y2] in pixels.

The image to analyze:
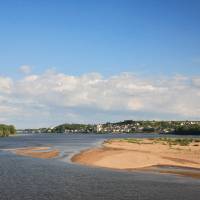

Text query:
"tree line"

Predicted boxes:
[[174, 124, 200, 135], [0, 124, 16, 137], [53, 123, 95, 133]]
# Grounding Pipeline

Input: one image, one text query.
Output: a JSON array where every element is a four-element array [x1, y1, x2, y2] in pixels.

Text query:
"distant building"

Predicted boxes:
[[97, 124, 103, 132]]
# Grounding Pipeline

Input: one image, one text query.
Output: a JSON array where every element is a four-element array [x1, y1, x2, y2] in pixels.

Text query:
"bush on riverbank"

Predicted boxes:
[[0, 124, 16, 137]]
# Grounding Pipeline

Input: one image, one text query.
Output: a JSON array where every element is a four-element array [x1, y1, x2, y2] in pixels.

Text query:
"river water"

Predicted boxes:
[[0, 133, 200, 200]]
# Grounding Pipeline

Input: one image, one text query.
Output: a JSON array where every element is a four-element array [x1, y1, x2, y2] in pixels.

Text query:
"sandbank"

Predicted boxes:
[[9, 146, 59, 159], [72, 138, 200, 178]]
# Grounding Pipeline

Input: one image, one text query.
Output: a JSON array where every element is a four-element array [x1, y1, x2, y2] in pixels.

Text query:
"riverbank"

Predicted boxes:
[[72, 138, 200, 177]]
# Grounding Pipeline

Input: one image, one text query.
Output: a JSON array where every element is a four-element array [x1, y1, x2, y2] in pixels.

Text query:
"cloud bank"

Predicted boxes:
[[0, 70, 200, 128], [19, 65, 32, 74]]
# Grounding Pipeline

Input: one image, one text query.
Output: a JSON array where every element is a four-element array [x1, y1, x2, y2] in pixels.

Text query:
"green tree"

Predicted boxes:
[[0, 124, 16, 137]]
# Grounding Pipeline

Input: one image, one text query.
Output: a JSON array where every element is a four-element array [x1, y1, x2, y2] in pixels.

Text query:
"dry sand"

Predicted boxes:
[[72, 139, 200, 171]]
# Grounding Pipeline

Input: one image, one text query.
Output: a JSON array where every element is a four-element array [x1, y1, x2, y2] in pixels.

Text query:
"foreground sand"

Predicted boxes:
[[72, 138, 200, 171]]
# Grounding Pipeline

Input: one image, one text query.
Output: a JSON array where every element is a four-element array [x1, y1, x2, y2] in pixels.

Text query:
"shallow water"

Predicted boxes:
[[0, 133, 200, 200]]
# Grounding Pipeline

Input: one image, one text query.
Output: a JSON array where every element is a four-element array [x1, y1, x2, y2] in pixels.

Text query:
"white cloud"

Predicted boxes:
[[19, 65, 32, 74], [0, 76, 13, 93], [0, 70, 200, 128]]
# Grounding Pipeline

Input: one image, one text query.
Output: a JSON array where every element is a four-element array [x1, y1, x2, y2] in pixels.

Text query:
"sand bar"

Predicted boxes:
[[8, 146, 60, 159], [72, 138, 200, 175]]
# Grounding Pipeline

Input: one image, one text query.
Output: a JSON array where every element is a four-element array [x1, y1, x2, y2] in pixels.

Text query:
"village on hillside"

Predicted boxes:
[[18, 120, 200, 135]]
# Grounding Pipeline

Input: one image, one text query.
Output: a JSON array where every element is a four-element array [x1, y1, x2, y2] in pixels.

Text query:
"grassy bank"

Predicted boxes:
[[109, 138, 200, 146]]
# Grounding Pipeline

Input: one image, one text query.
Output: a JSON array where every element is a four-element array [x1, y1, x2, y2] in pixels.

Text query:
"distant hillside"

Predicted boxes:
[[174, 124, 200, 135], [52, 123, 95, 133], [20, 120, 200, 135]]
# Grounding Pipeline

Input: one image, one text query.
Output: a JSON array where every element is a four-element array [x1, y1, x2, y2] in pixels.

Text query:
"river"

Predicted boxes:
[[0, 133, 200, 200]]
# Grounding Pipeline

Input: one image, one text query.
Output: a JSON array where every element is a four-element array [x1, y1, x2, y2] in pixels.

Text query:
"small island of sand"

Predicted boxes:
[[9, 146, 59, 159], [72, 138, 200, 172]]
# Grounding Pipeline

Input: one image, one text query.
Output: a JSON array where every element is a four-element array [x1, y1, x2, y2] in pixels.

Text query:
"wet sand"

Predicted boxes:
[[72, 138, 200, 178], [9, 146, 60, 159]]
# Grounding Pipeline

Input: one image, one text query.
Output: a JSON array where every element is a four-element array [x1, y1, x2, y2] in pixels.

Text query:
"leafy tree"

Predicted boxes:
[[0, 124, 16, 137]]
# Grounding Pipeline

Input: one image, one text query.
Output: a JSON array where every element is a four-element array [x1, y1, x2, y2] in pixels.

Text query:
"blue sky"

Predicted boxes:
[[0, 0, 200, 128], [0, 0, 200, 77]]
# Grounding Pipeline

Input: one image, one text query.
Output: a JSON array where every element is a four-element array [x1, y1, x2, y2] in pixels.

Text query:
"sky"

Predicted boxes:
[[0, 0, 200, 128]]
